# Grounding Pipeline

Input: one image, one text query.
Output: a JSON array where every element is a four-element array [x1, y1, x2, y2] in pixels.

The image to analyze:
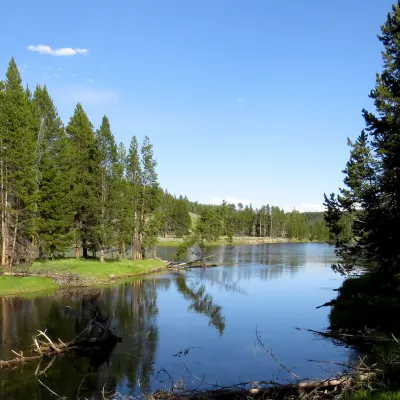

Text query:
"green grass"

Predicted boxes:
[[344, 389, 400, 399], [31, 258, 166, 281], [0, 276, 58, 296], [0, 259, 166, 296]]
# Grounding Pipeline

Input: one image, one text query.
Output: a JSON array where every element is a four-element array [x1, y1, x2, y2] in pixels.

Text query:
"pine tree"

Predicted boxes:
[[139, 136, 160, 256], [114, 142, 130, 258], [96, 116, 118, 262], [325, 2, 400, 276], [33, 85, 73, 258], [0, 58, 38, 267], [66, 103, 100, 258], [126, 136, 142, 260]]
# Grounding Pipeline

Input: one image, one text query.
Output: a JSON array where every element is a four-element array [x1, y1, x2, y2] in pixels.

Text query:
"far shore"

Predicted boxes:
[[156, 236, 324, 247]]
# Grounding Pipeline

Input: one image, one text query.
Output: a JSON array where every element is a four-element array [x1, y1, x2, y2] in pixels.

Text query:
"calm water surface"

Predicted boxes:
[[0, 243, 355, 399]]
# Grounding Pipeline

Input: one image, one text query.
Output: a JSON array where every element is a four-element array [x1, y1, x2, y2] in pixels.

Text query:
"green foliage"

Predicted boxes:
[[65, 103, 100, 257], [325, 3, 400, 277], [0, 58, 38, 265], [95, 115, 118, 260], [187, 201, 329, 241], [33, 85, 73, 258], [329, 274, 400, 335]]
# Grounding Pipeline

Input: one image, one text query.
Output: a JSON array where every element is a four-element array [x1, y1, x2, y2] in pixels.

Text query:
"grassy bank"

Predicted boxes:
[[156, 236, 316, 247], [344, 390, 400, 399], [0, 258, 166, 296], [0, 276, 58, 296], [31, 258, 166, 280]]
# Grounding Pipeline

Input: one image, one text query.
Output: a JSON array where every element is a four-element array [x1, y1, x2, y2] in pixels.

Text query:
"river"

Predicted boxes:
[[0, 243, 356, 399]]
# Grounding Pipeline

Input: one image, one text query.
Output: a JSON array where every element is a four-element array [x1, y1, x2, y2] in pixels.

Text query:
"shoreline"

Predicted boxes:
[[156, 236, 325, 247], [0, 259, 167, 297]]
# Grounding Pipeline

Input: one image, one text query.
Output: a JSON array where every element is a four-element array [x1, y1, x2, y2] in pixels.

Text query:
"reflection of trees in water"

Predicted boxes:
[[0, 279, 161, 399], [175, 274, 225, 335]]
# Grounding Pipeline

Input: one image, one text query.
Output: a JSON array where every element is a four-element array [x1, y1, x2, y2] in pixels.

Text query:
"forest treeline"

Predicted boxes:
[[186, 200, 329, 242], [0, 58, 328, 267]]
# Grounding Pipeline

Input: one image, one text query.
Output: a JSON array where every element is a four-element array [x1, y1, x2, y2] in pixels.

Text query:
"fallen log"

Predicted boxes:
[[0, 307, 121, 369], [152, 372, 378, 400], [167, 253, 224, 270]]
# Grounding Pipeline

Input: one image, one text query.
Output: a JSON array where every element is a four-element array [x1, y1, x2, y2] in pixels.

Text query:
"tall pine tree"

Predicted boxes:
[[66, 103, 100, 258], [325, 2, 400, 277], [33, 85, 73, 259], [96, 116, 118, 262], [0, 58, 38, 266], [126, 136, 142, 260]]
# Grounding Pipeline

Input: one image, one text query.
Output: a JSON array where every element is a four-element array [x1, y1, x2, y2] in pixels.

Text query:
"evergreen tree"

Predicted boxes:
[[0, 58, 38, 266], [126, 135, 142, 260], [65, 103, 100, 258], [140, 136, 160, 256], [114, 142, 131, 258], [33, 85, 72, 258], [95, 115, 118, 262], [325, 2, 400, 276]]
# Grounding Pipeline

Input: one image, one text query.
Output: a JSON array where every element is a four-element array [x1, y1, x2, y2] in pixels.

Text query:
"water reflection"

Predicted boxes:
[[175, 274, 225, 335], [0, 244, 348, 400]]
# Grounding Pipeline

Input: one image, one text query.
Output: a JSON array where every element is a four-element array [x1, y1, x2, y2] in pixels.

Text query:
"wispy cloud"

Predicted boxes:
[[211, 197, 256, 207], [28, 44, 88, 56], [87, 78, 95, 83], [53, 73, 60, 77], [236, 97, 243, 103], [292, 203, 325, 212]]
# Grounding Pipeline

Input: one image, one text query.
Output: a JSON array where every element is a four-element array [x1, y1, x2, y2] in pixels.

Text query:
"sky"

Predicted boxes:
[[0, 0, 395, 212]]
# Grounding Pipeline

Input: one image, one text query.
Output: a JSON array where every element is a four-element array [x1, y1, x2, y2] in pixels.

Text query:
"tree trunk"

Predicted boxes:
[[75, 244, 80, 258], [100, 248, 104, 263], [121, 242, 125, 259], [83, 244, 88, 258], [10, 213, 18, 269]]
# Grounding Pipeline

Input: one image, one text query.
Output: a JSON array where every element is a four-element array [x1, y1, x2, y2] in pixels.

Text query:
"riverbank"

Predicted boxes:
[[156, 236, 317, 247], [0, 258, 167, 296], [327, 273, 400, 399]]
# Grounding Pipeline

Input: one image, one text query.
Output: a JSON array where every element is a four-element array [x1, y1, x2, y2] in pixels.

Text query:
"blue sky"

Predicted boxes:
[[0, 0, 394, 211]]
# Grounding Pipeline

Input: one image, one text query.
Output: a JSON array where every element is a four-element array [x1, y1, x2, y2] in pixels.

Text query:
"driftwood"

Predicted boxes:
[[167, 253, 223, 270], [152, 372, 377, 400], [0, 307, 121, 369]]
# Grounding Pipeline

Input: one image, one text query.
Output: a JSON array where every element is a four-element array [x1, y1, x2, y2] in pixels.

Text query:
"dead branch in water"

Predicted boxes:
[[166, 252, 224, 270], [297, 327, 396, 345], [0, 308, 121, 369]]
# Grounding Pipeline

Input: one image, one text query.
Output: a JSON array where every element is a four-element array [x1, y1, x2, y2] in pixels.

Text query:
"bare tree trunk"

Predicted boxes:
[[100, 248, 105, 263], [1, 185, 7, 266], [10, 213, 18, 269], [75, 244, 80, 258], [121, 242, 125, 259], [82, 240, 88, 258]]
